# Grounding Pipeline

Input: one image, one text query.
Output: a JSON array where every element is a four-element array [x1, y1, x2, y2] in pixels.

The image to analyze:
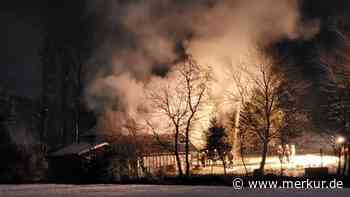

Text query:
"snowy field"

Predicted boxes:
[[0, 184, 349, 197]]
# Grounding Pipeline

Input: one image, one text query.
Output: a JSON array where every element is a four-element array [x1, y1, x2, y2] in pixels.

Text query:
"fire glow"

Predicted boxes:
[[204, 154, 339, 175], [85, 0, 319, 143]]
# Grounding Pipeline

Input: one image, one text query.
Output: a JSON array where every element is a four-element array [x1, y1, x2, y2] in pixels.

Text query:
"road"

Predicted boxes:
[[0, 185, 349, 197]]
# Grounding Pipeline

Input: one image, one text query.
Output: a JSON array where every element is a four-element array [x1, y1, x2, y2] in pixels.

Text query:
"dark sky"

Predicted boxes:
[[0, 1, 44, 99]]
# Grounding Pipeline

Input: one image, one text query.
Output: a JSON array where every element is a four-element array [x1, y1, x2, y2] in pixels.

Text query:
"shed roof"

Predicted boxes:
[[49, 142, 109, 157], [140, 135, 198, 155], [78, 128, 198, 156]]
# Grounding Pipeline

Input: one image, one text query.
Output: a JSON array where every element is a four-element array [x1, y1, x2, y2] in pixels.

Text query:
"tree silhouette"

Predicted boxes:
[[206, 117, 232, 175]]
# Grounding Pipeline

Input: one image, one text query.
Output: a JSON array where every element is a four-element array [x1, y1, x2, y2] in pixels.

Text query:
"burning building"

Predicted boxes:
[[138, 135, 198, 175]]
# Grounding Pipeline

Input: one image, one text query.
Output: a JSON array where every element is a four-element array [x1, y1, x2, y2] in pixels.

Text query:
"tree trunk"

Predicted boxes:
[[221, 156, 227, 175], [239, 134, 248, 175], [185, 128, 190, 176], [342, 150, 348, 175], [241, 153, 248, 175], [259, 141, 268, 174], [347, 143, 350, 176], [39, 104, 47, 145], [337, 147, 342, 175], [280, 160, 283, 176], [174, 129, 183, 176]]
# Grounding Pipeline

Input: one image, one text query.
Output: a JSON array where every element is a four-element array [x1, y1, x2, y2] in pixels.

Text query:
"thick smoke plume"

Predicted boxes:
[[84, 0, 320, 143]]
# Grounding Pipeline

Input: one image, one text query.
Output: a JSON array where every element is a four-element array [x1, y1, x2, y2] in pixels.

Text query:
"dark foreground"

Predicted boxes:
[[0, 184, 349, 197]]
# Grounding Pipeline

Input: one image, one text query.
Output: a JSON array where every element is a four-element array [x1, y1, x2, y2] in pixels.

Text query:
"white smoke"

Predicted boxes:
[[84, 0, 320, 144]]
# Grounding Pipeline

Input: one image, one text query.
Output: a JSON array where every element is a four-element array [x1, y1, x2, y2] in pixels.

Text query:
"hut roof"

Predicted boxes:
[[49, 142, 109, 157], [140, 134, 198, 156], [79, 127, 198, 156]]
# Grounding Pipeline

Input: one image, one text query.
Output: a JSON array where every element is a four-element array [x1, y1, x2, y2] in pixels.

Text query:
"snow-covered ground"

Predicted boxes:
[[0, 154, 342, 197], [0, 184, 349, 197]]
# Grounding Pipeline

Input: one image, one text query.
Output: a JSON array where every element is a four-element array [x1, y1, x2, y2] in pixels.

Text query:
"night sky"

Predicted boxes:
[[0, 1, 44, 99]]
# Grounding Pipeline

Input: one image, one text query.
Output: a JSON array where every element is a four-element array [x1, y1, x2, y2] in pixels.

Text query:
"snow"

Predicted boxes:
[[0, 184, 349, 197]]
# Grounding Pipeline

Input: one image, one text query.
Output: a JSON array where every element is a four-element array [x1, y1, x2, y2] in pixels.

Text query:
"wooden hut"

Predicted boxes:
[[139, 135, 198, 175], [47, 142, 111, 183]]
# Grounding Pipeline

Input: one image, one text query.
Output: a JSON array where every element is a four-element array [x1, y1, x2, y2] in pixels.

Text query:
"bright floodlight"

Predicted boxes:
[[336, 136, 345, 144]]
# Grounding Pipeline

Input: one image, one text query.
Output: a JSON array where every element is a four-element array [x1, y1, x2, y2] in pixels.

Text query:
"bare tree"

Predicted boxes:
[[323, 79, 350, 175], [228, 110, 253, 175], [148, 56, 210, 177], [181, 57, 211, 176], [148, 81, 187, 176], [230, 57, 284, 174]]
